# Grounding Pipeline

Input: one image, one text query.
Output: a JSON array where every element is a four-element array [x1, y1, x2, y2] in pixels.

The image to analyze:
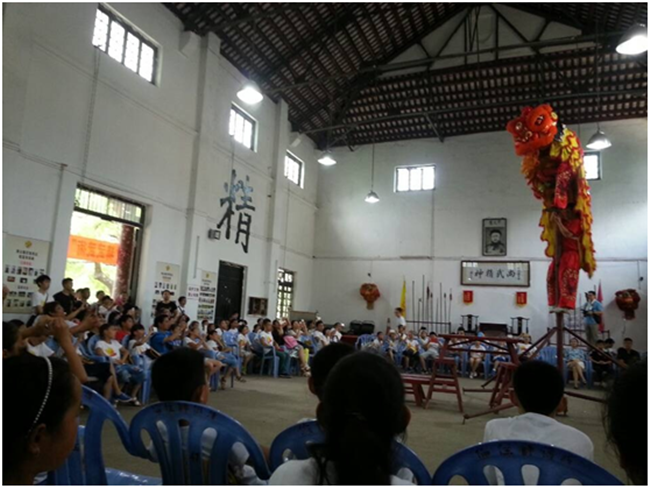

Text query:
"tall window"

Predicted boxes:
[[92, 5, 158, 83], [584, 152, 601, 180], [284, 152, 304, 187], [277, 268, 294, 318], [229, 105, 256, 150], [395, 164, 436, 192]]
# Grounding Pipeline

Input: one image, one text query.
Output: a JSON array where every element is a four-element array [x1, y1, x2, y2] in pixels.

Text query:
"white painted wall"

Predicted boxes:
[[313, 119, 648, 349], [3, 3, 318, 324]]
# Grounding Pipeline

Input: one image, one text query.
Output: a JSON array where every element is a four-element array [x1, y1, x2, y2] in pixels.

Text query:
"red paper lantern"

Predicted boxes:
[[516, 292, 527, 306], [359, 283, 380, 310], [463, 290, 473, 304]]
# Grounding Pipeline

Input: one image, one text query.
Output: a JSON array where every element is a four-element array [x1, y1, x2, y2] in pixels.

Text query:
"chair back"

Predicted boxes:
[[431, 440, 623, 485], [269, 420, 431, 485], [355, 334, 375, 350], [48, 386, 138, 485], [87, 334, 101, 355], [130, 401, 270, 485], [539, 346, 558, 365], [121, 335, 130, 349]]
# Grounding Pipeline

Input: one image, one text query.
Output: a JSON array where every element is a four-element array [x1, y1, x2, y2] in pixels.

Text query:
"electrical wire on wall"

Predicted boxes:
[[81, 48, 101, 183], [282, 183, 291, 270]]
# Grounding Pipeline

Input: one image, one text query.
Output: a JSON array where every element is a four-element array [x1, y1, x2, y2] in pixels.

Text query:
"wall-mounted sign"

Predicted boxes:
[[197, 270, 217, 322], [217, 169, 256, 253], [482, 218, 507, 257], [463, 290, 474, 304], [151, 262, 180, 318], [68, 235, 119, 265], [461, 261, 530, 287], [516, 291, 528, 306], [3, 234, 50, 314]]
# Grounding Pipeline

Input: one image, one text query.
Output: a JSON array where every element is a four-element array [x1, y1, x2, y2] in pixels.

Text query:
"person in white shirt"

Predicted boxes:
[[392, 307, 407, 330], [332, 323, 344, 343], [95, 323, 144, 405], [469, 340, 486, 379], [97, 296, 117, 320], [128, 324, 160, 360], [483, 360, 594, 484], [311, 320, 328, 349], [418, 330, 440, 371], [31, 274, 52, 316], [402, 331, 423, 371], [270, 352, 413, 485], [237, 325, 255, 374], [259, 319, 291, 378]]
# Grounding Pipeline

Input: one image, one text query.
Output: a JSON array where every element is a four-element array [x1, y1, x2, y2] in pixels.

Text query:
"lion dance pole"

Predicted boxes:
[[507, 105, 597, 374]]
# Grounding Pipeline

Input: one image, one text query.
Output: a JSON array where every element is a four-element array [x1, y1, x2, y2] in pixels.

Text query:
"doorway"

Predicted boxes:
[[215, 261, 245, 322], [65, 186, 144, 302]]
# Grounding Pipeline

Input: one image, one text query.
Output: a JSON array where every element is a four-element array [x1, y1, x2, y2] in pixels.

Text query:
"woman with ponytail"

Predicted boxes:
[[270, 352, 413, 485]]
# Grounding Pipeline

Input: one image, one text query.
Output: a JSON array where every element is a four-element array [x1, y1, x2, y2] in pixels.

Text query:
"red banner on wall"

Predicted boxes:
[[463, 290, 473, 304], [516, 291, 527, 306], [67, 235, 119, 265]]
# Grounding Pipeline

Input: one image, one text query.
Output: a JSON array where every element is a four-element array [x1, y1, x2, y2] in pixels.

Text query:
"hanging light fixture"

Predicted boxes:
[[318, 150, 337, 166], [586, 22, 612, 151], [365, 143, 380, 203], [616, 23, 648, 55], [237, 81, 263, 105]]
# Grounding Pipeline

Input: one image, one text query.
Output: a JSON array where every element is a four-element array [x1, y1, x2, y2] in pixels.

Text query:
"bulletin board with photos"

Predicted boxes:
[[197, 270, 217, 322], [3, 234, 50, 314]]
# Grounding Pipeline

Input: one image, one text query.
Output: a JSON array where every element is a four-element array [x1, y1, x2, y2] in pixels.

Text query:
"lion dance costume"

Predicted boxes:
[[507, 105, 596, 311]]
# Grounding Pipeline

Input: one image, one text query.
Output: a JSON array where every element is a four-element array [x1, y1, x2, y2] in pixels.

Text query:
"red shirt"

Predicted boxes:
[[115, 330, 128, 343]]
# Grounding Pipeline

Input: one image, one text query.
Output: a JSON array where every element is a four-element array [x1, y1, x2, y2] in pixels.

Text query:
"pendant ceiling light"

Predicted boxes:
[[586, 23, 612, 151], [237, 81, 263, 105], [616, 23, 648, 55], [318, 150, 337, 166], [365, 143, 380, 203]]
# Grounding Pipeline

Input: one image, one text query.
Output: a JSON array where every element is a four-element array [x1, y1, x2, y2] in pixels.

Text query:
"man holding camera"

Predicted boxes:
[[582, 291, 603, 344]]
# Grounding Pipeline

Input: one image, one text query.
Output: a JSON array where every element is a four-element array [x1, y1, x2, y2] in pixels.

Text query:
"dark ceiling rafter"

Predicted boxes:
[[167, 3, 648, 149]]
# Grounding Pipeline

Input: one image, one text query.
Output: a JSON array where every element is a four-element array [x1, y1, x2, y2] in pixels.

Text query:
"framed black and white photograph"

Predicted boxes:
[[482, 218, 507, 256]]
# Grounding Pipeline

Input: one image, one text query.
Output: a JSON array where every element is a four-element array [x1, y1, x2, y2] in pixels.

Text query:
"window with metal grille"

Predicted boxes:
[[284, 152, 304, 187], [395, 164, 436, 192], [74, 186, 145, 227], [229, 104, 256, 151], [584, 152, 602, 180], [92, 4, 158, 84], [277, 268, 294, 318]]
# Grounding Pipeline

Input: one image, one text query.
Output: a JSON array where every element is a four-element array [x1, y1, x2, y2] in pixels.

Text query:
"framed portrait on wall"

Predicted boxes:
[[482, 218, 507, 256]]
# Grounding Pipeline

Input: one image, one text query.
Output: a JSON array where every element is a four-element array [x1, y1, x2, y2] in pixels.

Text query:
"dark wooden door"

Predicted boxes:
[[215, 261, 245, 323]]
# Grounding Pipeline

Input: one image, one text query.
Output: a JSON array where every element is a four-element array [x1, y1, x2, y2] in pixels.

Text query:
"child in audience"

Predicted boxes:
[[368, 331, 385, 352], [31, 274, 52, 316], [484, 360, 593, 470], [311, 320, 328, 349], [419, 331, 440, 371], [402, 330, 421, 372], [115, 314, 134, 343], [184, 321, 208, 351], [98, 295, 116, 319], [206, 329, 245, 388], [565, 338, 588, 388], [332, 323, 344, 343], [4, 354, 83, 485], [469, 339, 486, 379], [237, 325, 255, 375], [517, 333, 537, 359], [270, 352, 412, 485], [605, 338, 616, 357], [150, 314, 184, 355], [589, 339, 613, 385], [259, 319, 291, 378], [385, 330, 398, 363], [149, 349, 266, 484], [605, 360, 647, 485], [95, 323, 144, 404], [128, 324, 160, 360]]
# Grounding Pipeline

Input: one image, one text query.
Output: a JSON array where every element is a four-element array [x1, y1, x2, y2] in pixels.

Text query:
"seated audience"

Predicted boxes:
[[259, 319, 291, 378], [419, 331, 440, 368], [97, 295, 117, 319], [331, 323, 344, 343], [402, 330, 421, 371], [205, 329, 245, 388], [517, 333, 537, 359], [565, 338, 588, 389], [616, 337, 641, 369], [149, 349, 264, 484], [311, 320, 328, 349], [605, 360, 647, 485], [95, 323, 144, 405], [53, 278, 85, 320], [3, 354, 82, 485], [270, 352, 412, 485], [237, 325, 255, 374], [128, 324, 160, 361], [469, 340, 486, 379], [589, 339, 613, 385], [484, 360, 593, 462], [150, 314, 184, 355], [115, 314, 135, 343], [604, 338, 616, 357]]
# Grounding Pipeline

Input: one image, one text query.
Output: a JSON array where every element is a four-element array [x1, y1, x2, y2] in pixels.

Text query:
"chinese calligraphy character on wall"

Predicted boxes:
[[461, 261, 530, 287], [217, 169, 256, 253]]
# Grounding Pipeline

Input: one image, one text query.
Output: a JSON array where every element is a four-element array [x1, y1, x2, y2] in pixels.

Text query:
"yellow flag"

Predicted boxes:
[[400, 279, 407, 317]]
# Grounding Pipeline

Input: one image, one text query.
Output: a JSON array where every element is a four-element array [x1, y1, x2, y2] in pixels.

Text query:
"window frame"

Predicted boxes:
[[284, 152, 304, 188], [583, 151, 602, 181], [276, 268, 295, 318], [394, 164, 436, 193], [229, 104, 257, 151], [92, 4, 159, 85]]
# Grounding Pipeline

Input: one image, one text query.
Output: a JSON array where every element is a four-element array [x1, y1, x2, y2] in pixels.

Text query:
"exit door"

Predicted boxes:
[[215, 261, 245, 322]]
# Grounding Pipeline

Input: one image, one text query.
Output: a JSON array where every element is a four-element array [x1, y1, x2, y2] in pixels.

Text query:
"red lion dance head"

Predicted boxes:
[[506, 105, 559, 156], [615, 289, 641, 320], [360, 283, 380, 310]]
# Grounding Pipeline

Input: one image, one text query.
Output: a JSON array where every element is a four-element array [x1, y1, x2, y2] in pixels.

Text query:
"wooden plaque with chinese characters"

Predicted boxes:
[[461, 261, 530, 287]]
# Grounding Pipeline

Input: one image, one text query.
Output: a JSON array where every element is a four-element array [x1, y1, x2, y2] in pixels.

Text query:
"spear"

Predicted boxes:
[[449, 288, 453, 329]]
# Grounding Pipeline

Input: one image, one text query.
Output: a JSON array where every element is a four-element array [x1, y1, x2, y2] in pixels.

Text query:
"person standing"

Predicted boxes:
[[155, 290, 178, 317], [582, 291, 603, 345], [52, 278, 85, 320], [31, 274, 52, 316]]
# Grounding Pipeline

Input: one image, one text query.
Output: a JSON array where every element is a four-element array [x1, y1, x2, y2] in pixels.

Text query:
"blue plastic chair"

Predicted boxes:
[[269, 420, 431, 485], [129, 401, 271, 485], [355, 334, 375, 350], [431, 440, 623, 485], [250, 340, 279, 377], [47, 386, 161, 485]]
